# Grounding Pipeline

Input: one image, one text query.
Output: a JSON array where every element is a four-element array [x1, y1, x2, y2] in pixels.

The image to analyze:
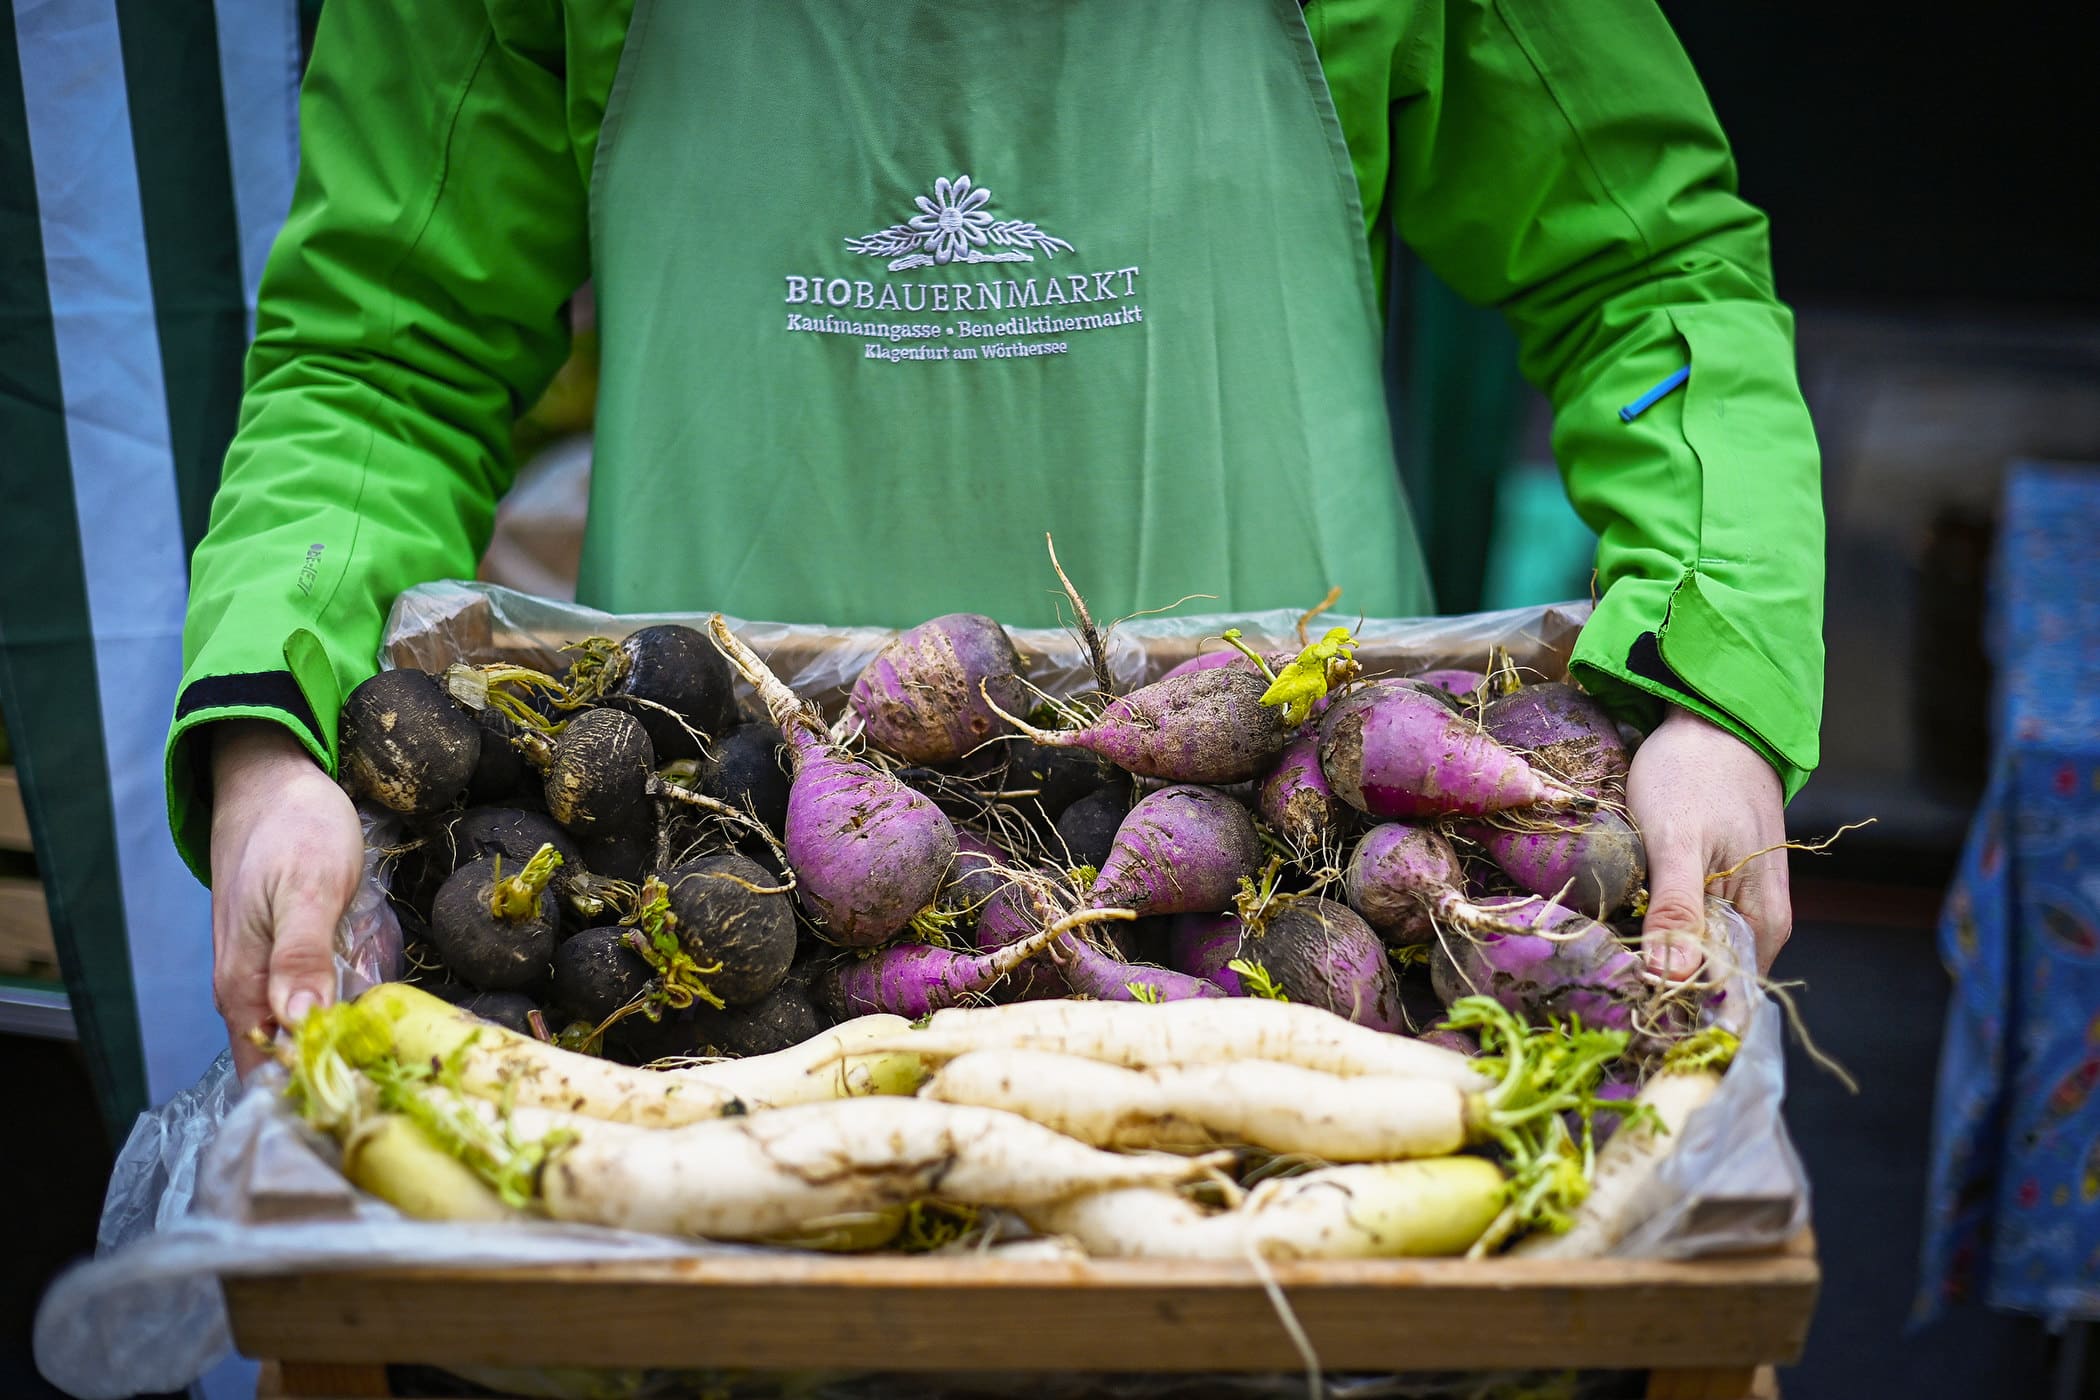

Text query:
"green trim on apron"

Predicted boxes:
[[586, 0, 1430, 629]]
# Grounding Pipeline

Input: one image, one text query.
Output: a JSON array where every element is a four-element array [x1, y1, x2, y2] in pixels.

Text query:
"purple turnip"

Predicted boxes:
[[1478, 681, 1630, 796], [1050, 931, 1228, 1003], [709, 617, 957, 947], [848, 613, 1030, 766], [1167, 912, 1247, 995], [1412, 668, 1488, 703], [1318, 682, 1589, 820], [1429, 897, 1645, 1032], [971, 880, 1075, 1002], [1343, 822, 1526, 946], [1234, 898, 1403, 1031], [820, 908, 1132, 1018], [1257, 732, 1347, 852], [1090, 785, 1263, 917], [993, 668, 1292, 785], [1478, 807, 1647, 919]]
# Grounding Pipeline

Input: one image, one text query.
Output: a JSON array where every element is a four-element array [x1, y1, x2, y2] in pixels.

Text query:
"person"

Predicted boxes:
[[171, 0, 1823, 1072]]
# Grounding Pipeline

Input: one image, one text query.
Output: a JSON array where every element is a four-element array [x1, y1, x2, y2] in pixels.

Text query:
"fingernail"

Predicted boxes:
[[284, 990, 321, 1025], [1654, 940, 1704, 981]]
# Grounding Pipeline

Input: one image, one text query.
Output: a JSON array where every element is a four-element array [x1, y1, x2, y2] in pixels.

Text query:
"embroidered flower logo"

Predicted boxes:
[[847, 175, 1073, 272]]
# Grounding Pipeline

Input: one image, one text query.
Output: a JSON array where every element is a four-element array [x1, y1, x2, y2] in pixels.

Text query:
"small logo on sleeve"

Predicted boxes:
[[296, 543, 325, 596]]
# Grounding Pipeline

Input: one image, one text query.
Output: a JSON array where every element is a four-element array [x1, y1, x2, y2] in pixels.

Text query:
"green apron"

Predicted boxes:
[[584, 0, 1431, 629]]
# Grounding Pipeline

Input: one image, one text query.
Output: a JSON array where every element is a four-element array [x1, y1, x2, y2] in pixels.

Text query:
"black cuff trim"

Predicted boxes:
[[1625, 631, 1690, 697], [175, 671, 325, 748]]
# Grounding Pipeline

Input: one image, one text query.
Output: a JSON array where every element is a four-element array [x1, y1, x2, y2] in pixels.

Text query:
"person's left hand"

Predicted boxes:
[[1624, 705, 1791, 978]]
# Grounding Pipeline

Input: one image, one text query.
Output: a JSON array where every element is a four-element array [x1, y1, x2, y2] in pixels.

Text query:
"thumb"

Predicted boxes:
[[266, 883, 344, 1029], [1640, 833, 1709, 982]]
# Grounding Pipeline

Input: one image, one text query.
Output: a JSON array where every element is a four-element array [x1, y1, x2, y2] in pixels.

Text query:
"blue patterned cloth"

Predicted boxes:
[[1918, 462, 2100, 1324]]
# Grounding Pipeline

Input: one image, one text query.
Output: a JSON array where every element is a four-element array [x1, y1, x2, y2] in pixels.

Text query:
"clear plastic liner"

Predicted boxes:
[[38, 583, 1807, 1400], [378, 579, 1593, 714]]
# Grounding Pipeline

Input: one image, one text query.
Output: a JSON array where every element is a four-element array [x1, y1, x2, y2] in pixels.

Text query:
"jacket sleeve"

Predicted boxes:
[[165, 0, 591, 880], [1385, 0, 1825, 797]]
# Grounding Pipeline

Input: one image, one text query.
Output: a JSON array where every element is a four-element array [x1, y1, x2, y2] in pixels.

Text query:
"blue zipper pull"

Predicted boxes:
[[1619, 365, 1690, 423]]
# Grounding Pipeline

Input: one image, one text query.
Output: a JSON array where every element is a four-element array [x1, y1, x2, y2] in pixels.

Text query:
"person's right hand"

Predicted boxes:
[[209, 719, 363, 1075]]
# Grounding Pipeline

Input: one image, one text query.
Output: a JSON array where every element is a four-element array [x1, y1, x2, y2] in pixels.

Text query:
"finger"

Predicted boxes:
[[266, 882, 346, 1029], [1640, 829, 1710, 981], [1734, 850, 1795, 973], [230, 1029, 270, 1080], [213, 921, 275, 1058]]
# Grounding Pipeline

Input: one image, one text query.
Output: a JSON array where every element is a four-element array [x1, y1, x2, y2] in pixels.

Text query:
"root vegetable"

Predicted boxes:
[[661, 853, 797, 1006], [540, 707, 656, 838], [339, 668, 481, 816], [1091, 785, 1263, 917], [456, 990, 540, 1035], [566, 623, 736, 763], [848, 613, 1029, 765], [1050, 929, 1227, 1002], [946, 830, 1012, 910], [1431, 897, 1645, 1032], [709, 616, 957, 946], [1054, 783, 1130, 869], [699, 722, 792, 834], [969, 882, 1072, 1003], [1344, 822, 1524, 945], [1479, 681, 1630, 796], [1318, 682, 1590, 820], [1024, 1158, 1507, 1260], [360, 982, 922, 1123], [442, 806, 582, 880], [464, 706, 535, 807], [549, 925, 654, 1025], [1257, 732, 1346, 852], [1167, 912, 1246, 994], [695, 980, 825, 1058], [991, 668, 1292, 785], [1237, 898, 1402, 1030], [1412, 668, 1488, 703], [1479, 807, 1647, 918], [1514, 1030, 1737, 1257], [341, 1114, 523, 1223], [1005, 740, 1119, 820], [886, 997, 1490, 1088], [580, 828, 651, 885], [538, 1097, 1232, 1241], [925, 1050, 1477, 1159], [818, 908, 1132, 1019], [428, 847, 564, 992]]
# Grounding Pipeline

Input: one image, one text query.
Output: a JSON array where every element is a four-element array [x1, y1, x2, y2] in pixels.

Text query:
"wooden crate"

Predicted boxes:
[[0, 767, 58, 980], [231, 1234, 1816, 1399]]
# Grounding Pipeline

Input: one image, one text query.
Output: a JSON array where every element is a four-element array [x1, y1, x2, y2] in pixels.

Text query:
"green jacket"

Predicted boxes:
[[167, 0, 1824, 881]]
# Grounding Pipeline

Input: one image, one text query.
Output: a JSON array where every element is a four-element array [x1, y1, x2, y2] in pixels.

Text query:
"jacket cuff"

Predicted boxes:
[[1570, 570, 1819, 801], [164, 629, 348, 884]]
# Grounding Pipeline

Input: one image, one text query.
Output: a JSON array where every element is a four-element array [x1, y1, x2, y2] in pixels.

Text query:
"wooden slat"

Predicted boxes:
[[1647, 1366, 1763, 1399], [0, 876, 57, 979], [226, 1234, 1818, 1376], [0, 768, 28, 852], [264, 1361, 392, 1398]]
